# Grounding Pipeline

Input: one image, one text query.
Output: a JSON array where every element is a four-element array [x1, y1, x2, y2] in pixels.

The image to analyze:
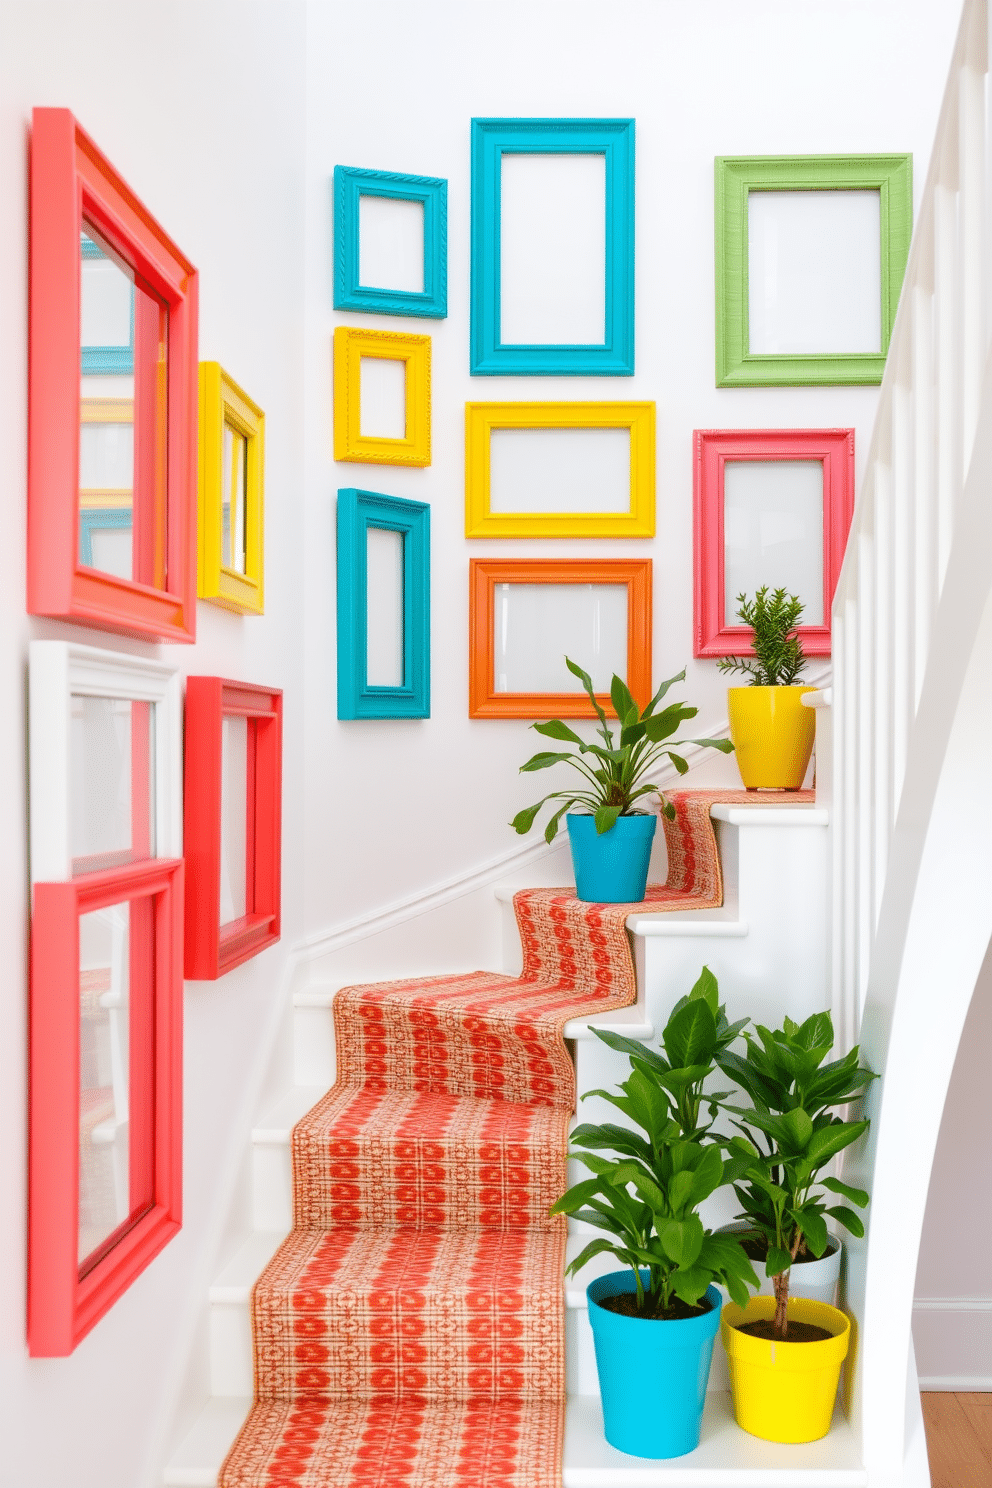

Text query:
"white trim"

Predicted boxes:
[[913, 1296, 992, 1311], [28, 639, 182, 883], [918, 1376, 992, 1391]]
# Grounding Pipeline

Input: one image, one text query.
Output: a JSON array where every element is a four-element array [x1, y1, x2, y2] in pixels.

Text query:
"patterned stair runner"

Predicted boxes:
[[219, 791, 811, 1487]]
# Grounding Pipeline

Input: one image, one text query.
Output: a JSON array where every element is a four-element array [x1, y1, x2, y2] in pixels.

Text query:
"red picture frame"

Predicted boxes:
[[184, 679, 283, 979], [28, 107, 198, 641], [468, 558, 653, 718], [693, 428, 855, 658], [28, 858, 184, 1356]]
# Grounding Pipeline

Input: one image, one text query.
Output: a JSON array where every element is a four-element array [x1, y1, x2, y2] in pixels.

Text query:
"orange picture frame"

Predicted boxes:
[[468, 558, 653, 719]]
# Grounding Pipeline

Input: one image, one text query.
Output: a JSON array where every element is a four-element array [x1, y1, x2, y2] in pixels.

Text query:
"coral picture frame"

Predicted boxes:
[[464, 401, 655, 538], [333, 326, 431, 466], [470, 118, 635, 376], [183, 678, 283, 980], [336, 488, 430, 720], [334, 165, 447, 318], [714, 153, 912, 386], [28, 107, 198, 641], [198, 363, 265, 614], [693, 428, 855, 658], [28, 856, 184, 1356], [469, 558, 652, 718]]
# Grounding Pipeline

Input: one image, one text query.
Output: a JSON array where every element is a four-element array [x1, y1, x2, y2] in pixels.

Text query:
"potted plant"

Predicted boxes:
[[510, 658, 734, 903], [551, 968, 759, 1458], [718, 586, 815, 789], [716, 1010, 877, 1444]]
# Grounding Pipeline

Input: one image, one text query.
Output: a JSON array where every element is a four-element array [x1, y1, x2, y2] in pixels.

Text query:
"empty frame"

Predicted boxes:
[[693, 428, 855, 657], [198, 363, 265, 614], [337, 488, 430, 719], [183, 678, 283, 979], [470, 119, 635, 375], [333, 326, 431, 466], [334, 165, 447, 318], [715, 154, 912, 386], [29, 858, 183, 1355], [465, 402, 655, 537], [469, 558, 651, 718], [28, 108, 198, 641]]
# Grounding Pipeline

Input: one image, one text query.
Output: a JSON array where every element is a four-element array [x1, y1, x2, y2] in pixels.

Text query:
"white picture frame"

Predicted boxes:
[[29, 640, 182, 885]]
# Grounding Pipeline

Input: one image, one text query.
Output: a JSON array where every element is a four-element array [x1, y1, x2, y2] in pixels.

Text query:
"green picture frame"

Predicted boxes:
[[715, 154, 913, 387]]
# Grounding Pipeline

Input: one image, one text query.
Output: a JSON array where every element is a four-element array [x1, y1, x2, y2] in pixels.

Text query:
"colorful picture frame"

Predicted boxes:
[[28, 108, 198, 641], [81, 233, 135, 373], [337, 489, 430, 719], [470, 118, 635, 376], [28, 855, 184, 1355], [183, 678, 283, 980], [29, 640, 183, 884], [334, 165, 447, 318], [198, 363, 265, 615], [468, 558, 652, 718], [465, 401, 655, 538], [333, 326, 431, 466], [715, 154, 912, 387], [693, 428, 855, 658]]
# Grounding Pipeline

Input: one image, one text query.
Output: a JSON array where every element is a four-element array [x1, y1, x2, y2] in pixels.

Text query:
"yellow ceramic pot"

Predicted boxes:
[[721, 1296, 850, 1444], [727, 686, 815, 789]]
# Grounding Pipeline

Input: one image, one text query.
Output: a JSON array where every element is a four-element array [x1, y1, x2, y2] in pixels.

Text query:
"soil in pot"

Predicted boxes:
[[598, 1292, 714, 1322], [736, 1318, 833, 1343]]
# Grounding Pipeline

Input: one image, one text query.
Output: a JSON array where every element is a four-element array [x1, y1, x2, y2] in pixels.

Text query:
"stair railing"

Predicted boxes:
[[831, 1, 992, 1482]]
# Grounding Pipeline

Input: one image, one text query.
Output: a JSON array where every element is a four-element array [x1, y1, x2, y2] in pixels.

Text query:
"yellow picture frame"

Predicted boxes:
[[464, 401, 656, 538], [198, 362, 265, 614], [333, 326, 431, 467]]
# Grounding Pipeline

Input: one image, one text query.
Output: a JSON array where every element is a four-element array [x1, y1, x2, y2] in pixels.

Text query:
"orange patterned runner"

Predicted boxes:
[[218, 790, 812, 1486]]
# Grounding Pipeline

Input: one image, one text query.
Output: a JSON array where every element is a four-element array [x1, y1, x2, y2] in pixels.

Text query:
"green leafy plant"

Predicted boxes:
[[717, 586, 808, 686], [551, 968, 759, 1317], [717, 1011, 877, 1340], [510, 658, 734, 844]]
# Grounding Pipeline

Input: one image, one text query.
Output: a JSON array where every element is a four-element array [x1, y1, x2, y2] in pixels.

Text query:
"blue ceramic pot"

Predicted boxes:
[[586, 1271, 721, 1459], [566, 812, 657, 903]]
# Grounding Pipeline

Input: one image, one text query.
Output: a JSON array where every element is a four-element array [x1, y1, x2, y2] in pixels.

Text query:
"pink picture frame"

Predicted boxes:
[[693, 428, 855, 658]]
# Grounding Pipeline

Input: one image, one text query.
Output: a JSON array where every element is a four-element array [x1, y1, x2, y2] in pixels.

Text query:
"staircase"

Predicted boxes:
[[164, 800, 845, 1486]]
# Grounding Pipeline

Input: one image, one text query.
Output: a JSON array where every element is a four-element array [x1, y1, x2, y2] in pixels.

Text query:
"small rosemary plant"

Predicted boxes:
[[718, 587, 808, 687]]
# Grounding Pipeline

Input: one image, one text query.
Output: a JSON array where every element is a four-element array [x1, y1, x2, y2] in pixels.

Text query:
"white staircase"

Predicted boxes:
[[163, 800, 843, 1486]]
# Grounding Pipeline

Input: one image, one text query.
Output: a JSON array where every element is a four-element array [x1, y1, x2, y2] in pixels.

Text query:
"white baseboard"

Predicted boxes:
[[913, 1297, 992, 1388]]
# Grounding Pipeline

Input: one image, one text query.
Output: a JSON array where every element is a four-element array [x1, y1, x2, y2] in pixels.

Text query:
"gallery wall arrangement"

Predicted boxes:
[[25, 109, 283, 1355], [22, 96, 906, 1360]]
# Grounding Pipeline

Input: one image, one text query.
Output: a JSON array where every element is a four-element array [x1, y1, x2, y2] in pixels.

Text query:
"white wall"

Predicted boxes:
[[0, 4, 306, 1485]]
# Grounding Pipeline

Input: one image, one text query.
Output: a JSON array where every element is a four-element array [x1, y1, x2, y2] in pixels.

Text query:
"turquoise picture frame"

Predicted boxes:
[[715, 154, 913, 387], [470, 118, 635, 376], [336, 488, 430, 719], [334, 166, 447, 319], [80, 233, 135, 374], [78, 507, 132, 567]]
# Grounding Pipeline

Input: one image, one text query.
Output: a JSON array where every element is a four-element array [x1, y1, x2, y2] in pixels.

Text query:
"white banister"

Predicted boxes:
[[831, 1, 992, 1482]]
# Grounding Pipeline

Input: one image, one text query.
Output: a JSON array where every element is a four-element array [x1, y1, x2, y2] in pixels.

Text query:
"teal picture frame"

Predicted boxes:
[[715, 153, 913, 387], [334, 166, 447, 319], [470, 118, 635, 376], [81, 233, 135, 375], [78, 506, 132, 567], [336, 488, 430, 720]]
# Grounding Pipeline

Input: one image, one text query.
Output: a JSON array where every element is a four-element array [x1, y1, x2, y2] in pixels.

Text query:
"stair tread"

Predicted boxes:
[[562, 1392, 865, 1485], [210, 1231, 287, 1303], [252, 1084, 326, 1143], [162, 1395, 251, 1486], [164, 1392, 865, 1487]]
